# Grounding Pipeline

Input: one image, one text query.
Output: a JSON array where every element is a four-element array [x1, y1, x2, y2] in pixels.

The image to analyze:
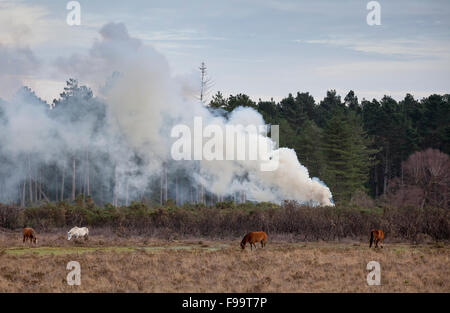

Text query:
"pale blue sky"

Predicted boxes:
[[1, 0, 449, 103]]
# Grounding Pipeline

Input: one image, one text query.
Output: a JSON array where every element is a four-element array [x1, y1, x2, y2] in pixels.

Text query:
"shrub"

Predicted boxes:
[[0, 202, 448, 241]]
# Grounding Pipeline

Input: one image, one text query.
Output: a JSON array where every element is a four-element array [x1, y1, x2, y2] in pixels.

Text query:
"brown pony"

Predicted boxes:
[[23, 227, 38, 245], [240, 231, 267, 250], [369, 229, 384, 248]]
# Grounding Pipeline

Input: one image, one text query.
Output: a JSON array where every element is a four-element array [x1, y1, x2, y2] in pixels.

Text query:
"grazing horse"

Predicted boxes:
[[240, 231, 267, 250], [370, 229, 384, 248], [67, 226, 89, 241], [23, 227, 38, 245]]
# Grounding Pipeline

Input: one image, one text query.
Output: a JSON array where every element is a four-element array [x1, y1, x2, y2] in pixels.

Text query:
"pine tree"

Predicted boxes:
[[322, 109, 375, 202], [296, 120, 324, 178], [209, 91, 227, 109], [279, 93, 307, 132]]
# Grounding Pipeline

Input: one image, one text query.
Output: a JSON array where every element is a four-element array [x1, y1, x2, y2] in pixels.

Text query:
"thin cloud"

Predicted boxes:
[[295, 37, 450, 59]]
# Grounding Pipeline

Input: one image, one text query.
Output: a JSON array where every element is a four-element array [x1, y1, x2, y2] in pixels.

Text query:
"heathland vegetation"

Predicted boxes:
[[0, 201, 448, 242]]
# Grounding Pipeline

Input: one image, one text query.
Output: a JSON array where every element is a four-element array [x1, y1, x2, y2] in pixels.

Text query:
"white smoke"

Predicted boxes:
[[0, 22, 333, 206]]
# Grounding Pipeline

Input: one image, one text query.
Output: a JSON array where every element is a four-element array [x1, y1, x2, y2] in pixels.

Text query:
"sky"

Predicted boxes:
[[0, 0, 449, 103]]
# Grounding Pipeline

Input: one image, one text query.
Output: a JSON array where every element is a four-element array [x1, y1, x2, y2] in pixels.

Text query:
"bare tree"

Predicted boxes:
[[387, 149, 450, 209], [198, 62, 213, 105]]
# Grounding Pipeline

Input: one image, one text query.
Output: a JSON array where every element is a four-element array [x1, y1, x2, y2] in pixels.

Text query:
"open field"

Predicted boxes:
[[0, 231, 448, 293]]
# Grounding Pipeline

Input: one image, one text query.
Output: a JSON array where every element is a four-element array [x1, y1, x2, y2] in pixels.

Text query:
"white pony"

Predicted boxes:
[[67, 226, 89, 241]]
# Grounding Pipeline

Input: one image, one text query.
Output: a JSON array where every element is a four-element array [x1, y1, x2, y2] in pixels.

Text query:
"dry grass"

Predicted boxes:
[[0, 231, 448, 292]]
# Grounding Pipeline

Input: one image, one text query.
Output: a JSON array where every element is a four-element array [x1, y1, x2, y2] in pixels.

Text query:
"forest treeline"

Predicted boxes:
[[209, 90, 450, 206], [0, 80, 449, 208]]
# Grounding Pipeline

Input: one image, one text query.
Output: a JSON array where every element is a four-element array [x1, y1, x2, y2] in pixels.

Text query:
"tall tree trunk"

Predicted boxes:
[[28, 155, 33, 204], [55, 166, 58, 202], [164, 166, 168, 202], [39, 183, 49, 202], [21, 180, 26, 207], [38, 171, 42, 201], [125, 179, 129, 206], [383, 148, 389, 195], [100, 183, 104, 206], [79, 169, 83, 197], [374, 167, 379, 197], [34, 179, 37, 203], [34, 176, 38, 202], [201, 184, 204, 204], [175, 175, 178, 205], [86, 150, 90, 196], [113, 164, 118, 207], [160, 172, 163, 205], [72, 157, 76, 201], [61, 161, 65, 201]]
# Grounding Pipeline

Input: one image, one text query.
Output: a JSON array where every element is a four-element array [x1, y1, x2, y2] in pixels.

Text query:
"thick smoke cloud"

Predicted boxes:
[[0, 44, 40, 98], [0, 22, 333, 206]]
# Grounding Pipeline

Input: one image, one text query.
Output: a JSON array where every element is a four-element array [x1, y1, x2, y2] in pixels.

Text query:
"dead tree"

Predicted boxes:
[[199, 62, 213, 104]]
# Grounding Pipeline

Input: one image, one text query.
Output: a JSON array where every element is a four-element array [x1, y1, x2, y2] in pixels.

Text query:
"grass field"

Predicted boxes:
[[0, 231, 448, 292]]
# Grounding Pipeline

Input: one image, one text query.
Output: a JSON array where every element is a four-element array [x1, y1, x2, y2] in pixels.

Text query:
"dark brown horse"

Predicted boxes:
[[240, 231, 267, 250], [23, 227, 38, 245], [369, 229, 384, 248]]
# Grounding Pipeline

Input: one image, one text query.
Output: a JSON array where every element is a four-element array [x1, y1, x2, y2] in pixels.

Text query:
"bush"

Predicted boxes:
[[0, 202, 448, 241]]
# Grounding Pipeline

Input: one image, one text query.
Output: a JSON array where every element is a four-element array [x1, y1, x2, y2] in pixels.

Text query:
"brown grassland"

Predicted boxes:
[[0, 231, 448, 293]]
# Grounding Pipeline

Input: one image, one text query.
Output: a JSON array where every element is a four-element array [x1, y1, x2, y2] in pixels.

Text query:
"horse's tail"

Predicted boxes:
[[369, 231, 374, 248]]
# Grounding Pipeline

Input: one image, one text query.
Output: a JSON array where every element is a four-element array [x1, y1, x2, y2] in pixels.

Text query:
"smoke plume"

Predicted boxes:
[[0, 22, 333, 206]]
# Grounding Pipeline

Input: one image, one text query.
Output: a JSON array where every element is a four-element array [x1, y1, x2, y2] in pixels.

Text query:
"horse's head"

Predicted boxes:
[[240, 240, 246, 250], [67, 231, 72, 240], [33, 236, 38, 244]]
